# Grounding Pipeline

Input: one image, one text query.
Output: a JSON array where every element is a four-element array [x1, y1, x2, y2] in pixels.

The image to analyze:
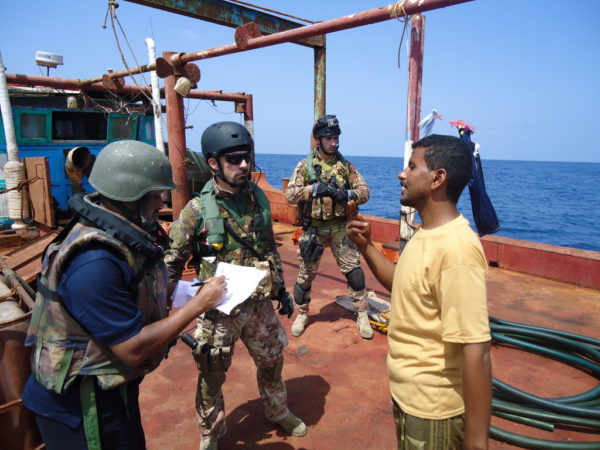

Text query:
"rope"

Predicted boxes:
[[391, 0, 410, 19], [0, 176, 39, 195], [4, 161, 29, 220], [369, 309, 390, 334], [103, 1, 154, 106], [393, 0, 412, 70]]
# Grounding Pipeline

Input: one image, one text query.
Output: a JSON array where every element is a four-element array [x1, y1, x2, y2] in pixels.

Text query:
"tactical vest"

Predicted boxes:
[[194, 180, 280, 300], [304, 150, 351, 221], [26, 201, 168, 394]]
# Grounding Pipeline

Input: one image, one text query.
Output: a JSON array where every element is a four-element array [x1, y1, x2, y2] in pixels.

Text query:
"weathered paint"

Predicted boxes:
[[124, 0, 324, 48], [406, 14, 425, 142], [163, 66, 189, 220], [6, 73, 248, 102], [90, 0, 473, 85], [481, 234, 600, 290]]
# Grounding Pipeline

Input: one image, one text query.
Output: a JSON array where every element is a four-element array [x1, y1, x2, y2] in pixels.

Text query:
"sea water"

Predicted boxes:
[[255, 154, 600, 253]]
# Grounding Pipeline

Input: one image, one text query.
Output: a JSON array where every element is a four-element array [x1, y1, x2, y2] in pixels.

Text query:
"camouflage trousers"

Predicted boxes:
[[194, 298, 289, 441], [296, 221, 368, 313]]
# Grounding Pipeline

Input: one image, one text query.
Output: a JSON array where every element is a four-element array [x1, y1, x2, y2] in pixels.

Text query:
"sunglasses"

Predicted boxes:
[[224, 152, 252, 165]]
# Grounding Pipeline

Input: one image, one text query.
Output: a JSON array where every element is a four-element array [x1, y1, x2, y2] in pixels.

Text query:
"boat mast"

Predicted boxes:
[[400, 13, 425, 243]]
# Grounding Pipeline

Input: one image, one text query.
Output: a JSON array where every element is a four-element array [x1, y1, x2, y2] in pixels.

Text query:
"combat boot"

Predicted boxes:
[[291, 312, 309, 337], [270, 411, 307, 436], [357, 310, 373, 340]]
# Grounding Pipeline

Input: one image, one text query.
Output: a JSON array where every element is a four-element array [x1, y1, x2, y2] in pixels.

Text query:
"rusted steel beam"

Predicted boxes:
[[124, 0, 323, 48], [6, 73, 247, 102], [164, 66, 190, 220], [174, 0, 471, 65], [91, 0, 471, 85], [406, 13, 425, 142]]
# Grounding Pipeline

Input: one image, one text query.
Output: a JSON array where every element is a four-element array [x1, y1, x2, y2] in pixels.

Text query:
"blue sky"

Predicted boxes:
[[1, 0, 599, 162]]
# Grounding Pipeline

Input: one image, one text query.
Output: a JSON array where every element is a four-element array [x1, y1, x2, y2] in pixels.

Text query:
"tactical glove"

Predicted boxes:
[[330, 188, 349, 203], [275, 285, 294, 318], [313, 183, 336, 198]]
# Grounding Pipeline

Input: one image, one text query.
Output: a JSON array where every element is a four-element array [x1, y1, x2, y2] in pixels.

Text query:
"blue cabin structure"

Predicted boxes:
[[0, 87, 156, 215]]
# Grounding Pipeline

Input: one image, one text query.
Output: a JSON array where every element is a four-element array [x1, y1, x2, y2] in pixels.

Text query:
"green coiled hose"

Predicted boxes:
[[489, 316, 600, 449]]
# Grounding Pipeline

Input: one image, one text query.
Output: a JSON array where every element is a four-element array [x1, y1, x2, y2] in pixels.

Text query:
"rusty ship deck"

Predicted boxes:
[[138, 221, 600, 450]]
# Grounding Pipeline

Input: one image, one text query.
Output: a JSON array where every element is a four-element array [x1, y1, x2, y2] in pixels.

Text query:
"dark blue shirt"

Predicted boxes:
[[22, 245, 142, 428]]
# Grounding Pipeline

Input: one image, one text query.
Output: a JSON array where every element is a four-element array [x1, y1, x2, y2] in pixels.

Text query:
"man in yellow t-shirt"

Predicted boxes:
[[346, 134, 492, 450]]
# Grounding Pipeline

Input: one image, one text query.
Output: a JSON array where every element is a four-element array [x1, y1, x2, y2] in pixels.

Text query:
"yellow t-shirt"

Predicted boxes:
[[387, 215, 490, 420]]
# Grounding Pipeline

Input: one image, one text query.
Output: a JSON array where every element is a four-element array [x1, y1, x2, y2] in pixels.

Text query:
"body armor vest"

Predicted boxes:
[[194, 180, 279, 300], [304, 150, 351, 221], [26, 196, 168, 393]]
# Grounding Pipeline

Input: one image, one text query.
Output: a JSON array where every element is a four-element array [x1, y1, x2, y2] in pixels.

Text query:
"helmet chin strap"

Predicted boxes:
[[138, 196, 158, 232], [319, 139, 339, 156], [215, 160, 250, 189]]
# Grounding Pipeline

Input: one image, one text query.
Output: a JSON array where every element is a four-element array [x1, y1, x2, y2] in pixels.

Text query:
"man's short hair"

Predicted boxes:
[[412, 134, 472, 204]]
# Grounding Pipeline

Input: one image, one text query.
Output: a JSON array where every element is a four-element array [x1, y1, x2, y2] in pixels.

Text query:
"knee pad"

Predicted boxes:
[[345, 268, 365, 291], [258, 359, 283, 383], [293, 282, 311, 305]]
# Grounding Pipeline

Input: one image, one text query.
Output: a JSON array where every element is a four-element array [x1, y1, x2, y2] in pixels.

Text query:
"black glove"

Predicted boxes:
[[330, 188, 349, 203], [313, 183, 349, 202], [275, 285, 294, 318], [313, 183, 336, 198]]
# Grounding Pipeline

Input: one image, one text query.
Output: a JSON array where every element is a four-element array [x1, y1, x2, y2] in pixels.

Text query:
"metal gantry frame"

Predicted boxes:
[[6, 0, 473, 218]]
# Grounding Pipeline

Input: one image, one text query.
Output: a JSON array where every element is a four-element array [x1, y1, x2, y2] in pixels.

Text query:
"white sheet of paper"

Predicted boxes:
[[214, 262, 267, 315], [171, 279, 194, 308]]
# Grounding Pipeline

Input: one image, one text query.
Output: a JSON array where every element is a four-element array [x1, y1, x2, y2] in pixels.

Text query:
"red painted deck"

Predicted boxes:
[[140, 222, 600, 449]]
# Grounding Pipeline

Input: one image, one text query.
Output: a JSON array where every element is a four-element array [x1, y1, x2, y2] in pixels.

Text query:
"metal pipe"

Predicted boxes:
[[90, 0, 472, 84], [314, 43, 326, 120], [145, 38, 165, 153], [163, 69, 189, 220], [0, 258, 35, 310], [5, 73, 248, 102], [406, 14, 425, 141]]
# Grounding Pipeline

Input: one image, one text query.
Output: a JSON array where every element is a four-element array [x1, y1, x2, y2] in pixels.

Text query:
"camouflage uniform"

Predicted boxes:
[[164, 180, 290, 442], [285, 152, 370, 313]]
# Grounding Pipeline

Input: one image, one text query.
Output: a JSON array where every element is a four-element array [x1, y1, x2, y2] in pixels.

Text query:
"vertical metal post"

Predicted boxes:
[[243, 94, 254, 137], [400, 14, 425, 242], [406, 14, 425, 142], [314, 42, 326, 120], [145, 38, 165, 153], [163, 56, 189, 220]]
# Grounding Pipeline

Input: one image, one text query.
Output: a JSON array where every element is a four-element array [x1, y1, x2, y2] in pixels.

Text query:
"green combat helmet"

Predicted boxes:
[[89, 140, 176, 201]]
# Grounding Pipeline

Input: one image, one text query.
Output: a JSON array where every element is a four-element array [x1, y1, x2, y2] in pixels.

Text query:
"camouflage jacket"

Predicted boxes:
[[285, 151, 369, 221], [164, 180, 284, 301], [26, 214, 168, 393]]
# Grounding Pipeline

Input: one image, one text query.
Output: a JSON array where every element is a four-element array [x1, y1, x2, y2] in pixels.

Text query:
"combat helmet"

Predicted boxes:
[[201, 121, 253, 161], [89, 140, 175, 202], [312, 114, 341, 138]]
